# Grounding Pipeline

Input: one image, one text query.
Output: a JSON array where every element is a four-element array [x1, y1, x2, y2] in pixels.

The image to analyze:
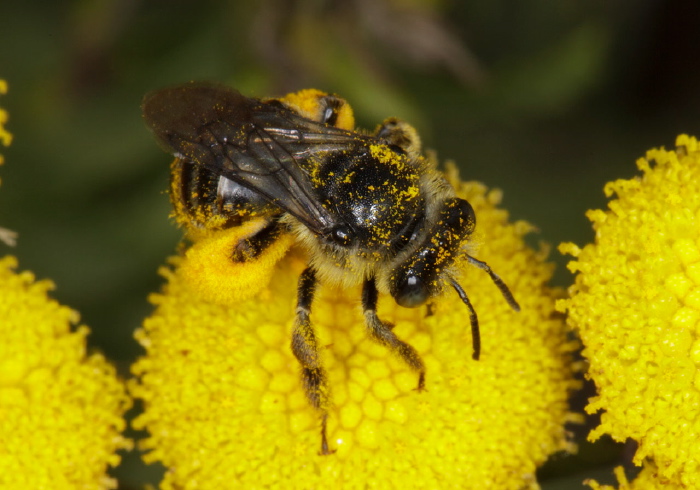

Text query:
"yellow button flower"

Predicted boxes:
[[0, 255, 132, 489], [131, 166, 579, 489], [0, 81, 131, 490], [558, 135, 700, 488]]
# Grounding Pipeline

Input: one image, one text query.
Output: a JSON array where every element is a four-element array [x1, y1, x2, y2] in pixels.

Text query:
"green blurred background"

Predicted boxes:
[[1, 0, 699, 487]]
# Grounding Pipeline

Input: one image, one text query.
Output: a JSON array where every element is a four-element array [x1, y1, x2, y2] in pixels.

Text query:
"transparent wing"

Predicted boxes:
[[142, 82, 364, 235]]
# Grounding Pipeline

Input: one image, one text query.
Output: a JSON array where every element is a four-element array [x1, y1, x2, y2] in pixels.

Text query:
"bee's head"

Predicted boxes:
[[389, 198, 475, 308]]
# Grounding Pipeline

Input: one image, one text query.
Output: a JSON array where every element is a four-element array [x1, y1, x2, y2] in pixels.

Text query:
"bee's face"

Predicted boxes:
[[142, 83, 519, 455], [389, 198, 476, 307]]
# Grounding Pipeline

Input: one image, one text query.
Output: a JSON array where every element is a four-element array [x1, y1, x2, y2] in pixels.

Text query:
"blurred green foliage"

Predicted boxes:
[[1, 0, 699, 487]]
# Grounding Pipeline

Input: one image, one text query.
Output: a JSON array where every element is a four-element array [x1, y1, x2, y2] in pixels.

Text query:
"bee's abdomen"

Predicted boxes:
[[170, 159, 276, 231]]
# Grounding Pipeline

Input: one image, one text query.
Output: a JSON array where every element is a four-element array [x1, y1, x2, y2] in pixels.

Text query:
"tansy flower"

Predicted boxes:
[[0, 82, 131, 489], [0, 257, 133, 489], [586, 461, 686, 490], [131, 164, 580, 489], [558, 135, 700, 489]]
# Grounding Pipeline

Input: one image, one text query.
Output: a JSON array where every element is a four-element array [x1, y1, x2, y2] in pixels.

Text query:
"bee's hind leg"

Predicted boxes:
[[230, 220, 283, 262], [362, 278, 426, 390], [291, 267, 335, 455]]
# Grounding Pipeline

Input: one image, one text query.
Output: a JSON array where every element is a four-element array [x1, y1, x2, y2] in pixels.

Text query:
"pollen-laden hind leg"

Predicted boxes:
[[230, 220, 283, 262], [291, 267, 334, 455], [362, 278, 426, 390]]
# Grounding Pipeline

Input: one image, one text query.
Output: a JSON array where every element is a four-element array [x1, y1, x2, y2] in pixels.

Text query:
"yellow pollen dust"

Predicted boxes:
[[369, 144, 411, 174]]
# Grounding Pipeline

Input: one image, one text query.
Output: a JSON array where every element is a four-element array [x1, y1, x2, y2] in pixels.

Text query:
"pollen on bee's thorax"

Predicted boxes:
[[369, 144, 405, 170]]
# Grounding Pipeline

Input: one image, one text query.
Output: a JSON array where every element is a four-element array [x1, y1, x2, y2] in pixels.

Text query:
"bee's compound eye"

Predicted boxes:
[[326, 224, 353, 246], [394, 274, 429, 308]]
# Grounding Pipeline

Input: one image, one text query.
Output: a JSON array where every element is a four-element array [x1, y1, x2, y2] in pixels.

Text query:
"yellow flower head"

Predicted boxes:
[[0, 256, 132, 489], [0, 80, 130, 489], [558, 135, 700, 488], [131, 167, 579, 489]]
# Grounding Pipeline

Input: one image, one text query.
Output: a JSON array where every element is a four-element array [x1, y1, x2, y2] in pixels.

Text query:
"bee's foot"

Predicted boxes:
[[319, 436, 336, 456], [319, 446, 337, 456], [413, 372, 427, 392], [319, 414, 335, 455]]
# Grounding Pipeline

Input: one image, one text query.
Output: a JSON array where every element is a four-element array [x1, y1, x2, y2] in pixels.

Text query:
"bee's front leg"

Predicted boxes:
[[291, 267, 334, 455], [362, 278, 426, 390]]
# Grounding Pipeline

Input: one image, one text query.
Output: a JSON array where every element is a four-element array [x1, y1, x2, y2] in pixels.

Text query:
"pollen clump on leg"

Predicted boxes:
[[177, 219, 294, 304]]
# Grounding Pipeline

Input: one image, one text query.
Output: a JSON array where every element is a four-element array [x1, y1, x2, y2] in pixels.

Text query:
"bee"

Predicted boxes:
[[142, 82, 520, 455]]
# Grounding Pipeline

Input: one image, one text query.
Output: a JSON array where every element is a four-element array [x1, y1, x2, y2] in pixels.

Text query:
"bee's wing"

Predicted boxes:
[[142, 82, 361, 235]]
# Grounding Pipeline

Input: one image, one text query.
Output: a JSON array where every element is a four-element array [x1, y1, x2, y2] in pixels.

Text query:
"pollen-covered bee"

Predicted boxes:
[[142, 82, 520, 455]]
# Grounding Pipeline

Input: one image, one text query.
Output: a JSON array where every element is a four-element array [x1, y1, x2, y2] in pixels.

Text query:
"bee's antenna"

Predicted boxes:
[[465, 255, 521, 312], [449, 278, 480, 360]]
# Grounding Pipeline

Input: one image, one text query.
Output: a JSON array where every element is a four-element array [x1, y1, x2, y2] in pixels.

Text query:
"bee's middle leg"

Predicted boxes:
[[291, 267, 334, 455], [362, 278, 426, 390]]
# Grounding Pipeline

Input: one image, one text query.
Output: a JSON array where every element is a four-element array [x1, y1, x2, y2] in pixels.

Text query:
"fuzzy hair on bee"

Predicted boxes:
[[142, 82, 520, 455]]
